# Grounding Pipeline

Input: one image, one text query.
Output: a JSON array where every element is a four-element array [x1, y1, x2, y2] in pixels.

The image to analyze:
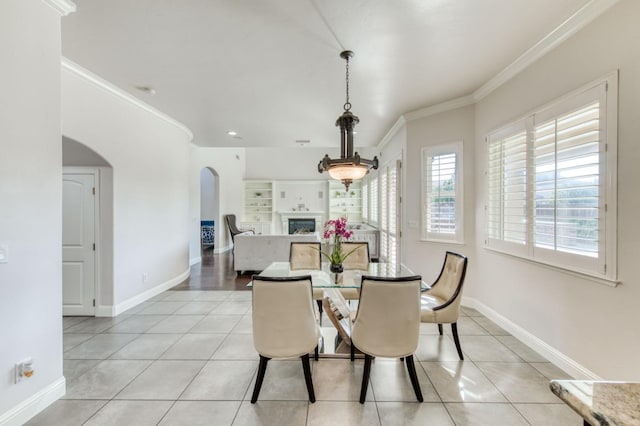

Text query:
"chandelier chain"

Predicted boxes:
[[344, 56, 351, 111]]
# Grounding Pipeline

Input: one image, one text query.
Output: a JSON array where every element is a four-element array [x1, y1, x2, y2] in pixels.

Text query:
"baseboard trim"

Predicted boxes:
[[95, 305, 115, 317], [189, 256, 202, 266], [0, 377, 66, 426], [97, 269, 190, 317], [462, 296, 602, 381]]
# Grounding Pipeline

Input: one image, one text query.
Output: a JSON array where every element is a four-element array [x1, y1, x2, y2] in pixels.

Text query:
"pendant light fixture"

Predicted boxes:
[[318, 50, 378, 190]]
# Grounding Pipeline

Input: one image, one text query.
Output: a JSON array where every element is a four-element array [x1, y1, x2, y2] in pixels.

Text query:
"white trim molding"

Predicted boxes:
[[42, 0, 76, 16], [404, 95, 475, 122], [0, 377, 66, 426], [95, 268, 191, 317], [377, 116, 406, 151], [462, 297, 603, 381], [473, 0, 621, 101], [190, 256, 202, 266], [61, 58, 194, 141]]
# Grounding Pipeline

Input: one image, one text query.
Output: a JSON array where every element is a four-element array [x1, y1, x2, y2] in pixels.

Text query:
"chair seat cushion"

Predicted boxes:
[[339, 288, 359, 300], [420, 294, 446, 322]]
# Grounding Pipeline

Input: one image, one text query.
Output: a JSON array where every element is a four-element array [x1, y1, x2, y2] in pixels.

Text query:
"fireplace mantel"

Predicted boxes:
[[277, 211, 325, 234]]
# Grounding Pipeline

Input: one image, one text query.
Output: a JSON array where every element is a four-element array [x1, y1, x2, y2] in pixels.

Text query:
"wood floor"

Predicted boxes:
[[172, 247, 252, 291]]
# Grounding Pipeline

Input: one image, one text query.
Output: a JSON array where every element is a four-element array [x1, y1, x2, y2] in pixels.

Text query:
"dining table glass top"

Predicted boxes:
[[256, 262, 417, 288]]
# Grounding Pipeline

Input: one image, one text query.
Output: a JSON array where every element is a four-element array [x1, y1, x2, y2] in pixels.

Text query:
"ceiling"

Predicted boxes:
[[61, 0, 592, 148]]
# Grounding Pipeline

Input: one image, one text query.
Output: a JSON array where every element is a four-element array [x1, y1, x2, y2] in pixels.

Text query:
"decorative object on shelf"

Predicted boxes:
[[318, 51, 378, 190], [319, 217, 357, 273]]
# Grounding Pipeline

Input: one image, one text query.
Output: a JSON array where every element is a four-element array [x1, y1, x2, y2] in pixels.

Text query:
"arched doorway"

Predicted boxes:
[[62, 136, 114, 316], [200, 167, 220, 259]]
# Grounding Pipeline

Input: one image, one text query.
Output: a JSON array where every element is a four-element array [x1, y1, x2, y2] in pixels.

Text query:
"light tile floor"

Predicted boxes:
[[28, 292, 582, 425]]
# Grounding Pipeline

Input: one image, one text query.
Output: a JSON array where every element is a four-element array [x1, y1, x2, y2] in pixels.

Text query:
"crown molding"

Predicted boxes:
[[42, 0, 76, 16], [404, 95, 475, 122], [377, 116, 407, 151], [473, 0, 621, 101], [62, 57, 194, 141]]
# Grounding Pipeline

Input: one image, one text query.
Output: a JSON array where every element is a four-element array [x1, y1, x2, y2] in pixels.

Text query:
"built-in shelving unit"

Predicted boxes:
[[243, 181, 273, 234], [328, 180, 362, 222]]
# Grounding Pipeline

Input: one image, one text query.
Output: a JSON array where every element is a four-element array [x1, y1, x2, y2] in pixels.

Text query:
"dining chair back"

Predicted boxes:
[[351, 275, 423, 403], [420, 251, 468, 360], [341, 242, 370, 270], [289, 242, 322, 270], [251, 275, 319, 403]]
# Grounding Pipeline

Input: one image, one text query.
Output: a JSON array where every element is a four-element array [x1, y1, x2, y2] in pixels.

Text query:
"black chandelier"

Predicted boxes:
[[318, 50, 378, 190]]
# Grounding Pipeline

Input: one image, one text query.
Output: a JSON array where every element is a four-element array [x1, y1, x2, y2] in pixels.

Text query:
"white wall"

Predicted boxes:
[[473, 0, 640, 379], [200, 168, 217, 221], [0, 0, 65, 422], [189, 147, 246, 260], [245, 147, 339, 180], [62, 64, 192, 309], [402, 106, 477, 287]]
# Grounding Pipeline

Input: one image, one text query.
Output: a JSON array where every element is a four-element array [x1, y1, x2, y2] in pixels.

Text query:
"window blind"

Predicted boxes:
[[425, 152, 456, 234], [534, 102, 601, 257], [487, 130, 527, 245]]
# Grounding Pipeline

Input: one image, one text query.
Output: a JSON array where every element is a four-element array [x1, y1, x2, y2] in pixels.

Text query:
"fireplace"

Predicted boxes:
[[288, 218, 316, 234]]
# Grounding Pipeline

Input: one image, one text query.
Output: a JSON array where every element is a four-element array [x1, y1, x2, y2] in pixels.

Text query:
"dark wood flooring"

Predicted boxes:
[[171, 247, 252, 291]]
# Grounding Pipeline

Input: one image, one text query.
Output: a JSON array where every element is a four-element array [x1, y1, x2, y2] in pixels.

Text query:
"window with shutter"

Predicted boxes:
[[422, 142, 464, 242], [369, 177, 378, 225], [362, 181, 369, 223], [485, 75, 617, 282]]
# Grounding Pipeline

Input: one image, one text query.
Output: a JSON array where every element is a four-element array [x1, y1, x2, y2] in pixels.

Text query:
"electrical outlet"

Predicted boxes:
[[15, 358, 34, 383]]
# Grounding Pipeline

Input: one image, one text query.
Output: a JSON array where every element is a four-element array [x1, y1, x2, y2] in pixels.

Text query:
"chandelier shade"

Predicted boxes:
[[318, 50, 378, 190]]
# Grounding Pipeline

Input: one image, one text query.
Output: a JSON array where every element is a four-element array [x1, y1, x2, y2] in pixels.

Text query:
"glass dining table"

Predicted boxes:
[[254, 261, 421, 357]]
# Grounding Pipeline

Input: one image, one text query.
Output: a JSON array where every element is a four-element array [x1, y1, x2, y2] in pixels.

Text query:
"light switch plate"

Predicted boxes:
[[0, 244, 8, 264]]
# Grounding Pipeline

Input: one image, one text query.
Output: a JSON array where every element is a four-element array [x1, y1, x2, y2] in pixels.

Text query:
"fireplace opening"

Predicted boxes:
[[288, 218, 316, 234]]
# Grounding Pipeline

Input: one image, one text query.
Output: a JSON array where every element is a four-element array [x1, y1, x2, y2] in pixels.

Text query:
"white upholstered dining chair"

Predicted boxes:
[[351, 275, 423, 403], [289, 242, 325, 318], [339, 242, 370, 301], [420, 251, 468, 360], [251, 275, 320, 403]]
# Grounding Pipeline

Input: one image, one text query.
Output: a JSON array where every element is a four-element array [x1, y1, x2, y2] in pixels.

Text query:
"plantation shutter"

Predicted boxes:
[[534, 101, 601, 258], [379, 170, 388, 262], [387, 162, 398, 265], [487, 127, 527, 248], [362, 181, 369, 223], [424, 152, 456, 234], [369, 178, 378, 225]]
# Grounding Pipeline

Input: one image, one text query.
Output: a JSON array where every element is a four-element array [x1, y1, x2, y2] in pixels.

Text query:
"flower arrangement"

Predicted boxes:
[[320, 217, 356, 270]]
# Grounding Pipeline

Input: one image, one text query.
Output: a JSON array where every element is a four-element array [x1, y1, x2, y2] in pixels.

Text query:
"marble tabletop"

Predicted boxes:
[[550, 380, 640, 425]]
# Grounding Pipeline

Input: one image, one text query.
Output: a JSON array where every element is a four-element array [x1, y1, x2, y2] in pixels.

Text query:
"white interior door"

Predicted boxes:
[[63, 172, 96, 316]]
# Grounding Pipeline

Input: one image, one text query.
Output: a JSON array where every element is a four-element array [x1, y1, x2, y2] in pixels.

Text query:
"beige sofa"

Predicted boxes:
[[233, 233, 320, 274]]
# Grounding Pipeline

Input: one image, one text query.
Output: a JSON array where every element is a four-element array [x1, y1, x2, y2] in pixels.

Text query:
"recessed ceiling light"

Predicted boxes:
[[227, 131, 238, 136], [134, 85, 156, 95]]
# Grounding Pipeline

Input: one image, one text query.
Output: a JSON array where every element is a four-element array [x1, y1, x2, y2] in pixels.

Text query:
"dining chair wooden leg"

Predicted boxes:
[[451, 322, 464, 360], [251, 355, 270, 403], [301, 354, 316, 403], [438, 324, 443, 335], [350, 342, 355, 361], [359, 354, 372, 404], [314, 345, 319, 361], [405, 355, 424, 402]]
